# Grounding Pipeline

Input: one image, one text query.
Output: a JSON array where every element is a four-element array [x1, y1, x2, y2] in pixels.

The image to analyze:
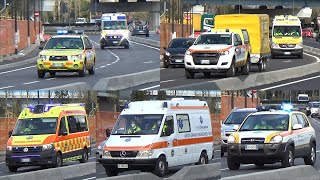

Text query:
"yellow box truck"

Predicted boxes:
[[214, 14, 270, 72]]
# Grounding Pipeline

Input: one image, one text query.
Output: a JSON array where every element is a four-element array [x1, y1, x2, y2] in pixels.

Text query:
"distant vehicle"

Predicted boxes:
[[163, 37, 195, 68], [298, 94, 309, 102], [131, 21, 149, 37], [183, 12, 214, 38], [306, 101, 320, 117], [76, 18, 87, 24], [302, 28, 313, 38], [96, 139, 107, 161]]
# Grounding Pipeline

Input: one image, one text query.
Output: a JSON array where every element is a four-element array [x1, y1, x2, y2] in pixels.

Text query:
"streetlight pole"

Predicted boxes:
[[38, 0, 41, 35], [293, 0, 295, 15], [27, 0, 30, 46], [14, 0, 17, 54]]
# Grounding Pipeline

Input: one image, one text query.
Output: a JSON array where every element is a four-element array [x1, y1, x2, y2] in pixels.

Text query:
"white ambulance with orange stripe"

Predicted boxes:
[[6, 104, 91, 172], [227, 110, 316, 170], [99, 98, 214, 177], [184, 29, 250, 79]]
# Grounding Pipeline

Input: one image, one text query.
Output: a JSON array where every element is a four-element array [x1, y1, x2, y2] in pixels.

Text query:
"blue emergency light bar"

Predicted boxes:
[[118, 16, 126, 20], [56, 30, 84, 35], [57, 30, 68, 35], [281, 103, 293, 112], [26, 103, 85, 113]]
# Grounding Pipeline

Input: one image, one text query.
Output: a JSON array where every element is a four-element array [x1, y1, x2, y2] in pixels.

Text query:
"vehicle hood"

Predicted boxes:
[[188, 44, 232, 52], [39, 49, 85, 56], [272, 37, 302, 44], [233, 131, 282, 143], [8, 134, 56, 146], [105, 135, 157, 151], [166, 48, 188, 55], [102, 30, 129, 36], [221, 124, 238, 132]]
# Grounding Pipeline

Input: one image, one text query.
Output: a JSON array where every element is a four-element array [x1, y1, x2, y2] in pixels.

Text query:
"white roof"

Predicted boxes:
[[52, 35, 82, 38], [251, 111, 299, 115], [201, 32, 232, 35]]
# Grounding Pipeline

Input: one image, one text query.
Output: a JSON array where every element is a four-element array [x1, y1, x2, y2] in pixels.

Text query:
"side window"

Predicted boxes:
[[59, 117, 67, 134], [296, 114, 309, 127], [161, 116, 174, 136], [84, 38, 92, 49], [291, 114, 299, 129], [67, 116, 79, 133], [242, 30, 250, 44], [176, 114, 191, 133], [234, 34, 242, 45], [76, 115, 88, 132]]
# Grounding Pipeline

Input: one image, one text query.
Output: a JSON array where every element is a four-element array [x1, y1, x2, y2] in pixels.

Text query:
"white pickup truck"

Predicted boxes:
[[184, 31, 250, 78]]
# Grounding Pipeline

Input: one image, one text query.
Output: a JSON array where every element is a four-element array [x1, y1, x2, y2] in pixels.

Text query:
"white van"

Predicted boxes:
[[99, 98, 214, 177]]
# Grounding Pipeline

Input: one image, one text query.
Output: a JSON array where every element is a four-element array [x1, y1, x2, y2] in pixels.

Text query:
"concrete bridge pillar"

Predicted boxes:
[[149, 11, 160, 31]]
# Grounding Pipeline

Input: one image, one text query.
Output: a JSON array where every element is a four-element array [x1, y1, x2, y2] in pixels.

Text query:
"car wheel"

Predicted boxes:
[[124, 44, 129, 49], [241, 57, 250, 75], [37, 71, 45, 78], [8, 166, 18, 172], [185, 69, 195, 79], [281, 145, 294, 167], [163, 60, 170, 68], [227, 156, 240, 170], [105, 167, 118, 176], [271, 53, 276, 59], [88, 62, 95, 75], [100, 45, 105, 49], [258, 59, 266, 72], [221, 151, 224, 157], [146, 34, 149, 37], [79, 63, 86, 77], [226, 60, 236, 77], [196, 151, 209, 165], [304, 143, 316, 165], [49, 72, 56, 77], [298, 52, 303, 59], [53, 152, 63, 168], [79, 148, 89, 163], [153, 156, 167, 177]]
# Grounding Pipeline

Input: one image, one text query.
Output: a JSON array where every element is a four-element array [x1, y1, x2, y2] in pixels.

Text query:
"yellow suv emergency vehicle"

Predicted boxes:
[[6, 104, 91, 172], [37, 30, 96, 78]]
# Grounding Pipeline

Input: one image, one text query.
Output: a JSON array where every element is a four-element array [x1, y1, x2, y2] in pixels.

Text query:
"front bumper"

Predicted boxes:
[[133, 29, 149, 35], [184, 54, 232, 73], [100, 37, 129, 47], [163, 55, 185, 65], [6, 149, 56, 167], [37, 60, 85, 72], [271, 48, 303, 56], [99, 158, 157, 171], [227, 143, 287, 164]]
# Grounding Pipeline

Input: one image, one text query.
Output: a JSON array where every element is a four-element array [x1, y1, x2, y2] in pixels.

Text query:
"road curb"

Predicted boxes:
[[41, 82, 93, 90], [130, 36, 160, 48]]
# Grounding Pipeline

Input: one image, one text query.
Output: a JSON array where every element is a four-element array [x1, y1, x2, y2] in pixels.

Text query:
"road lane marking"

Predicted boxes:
[[82, 177, 96, 180], [89, 157, 96, 159], [160, 78, 186, 83], [45, 78, 56, 81], [304, 52, 320, 62], [90, 40, 121, 68], [0, 86, 14, 89], [221, 164, 254, 171], [130, 41, 160, 51], [140, 85, 160, 90], [24, 81, 39, 85], [0, 65, 35, 75]]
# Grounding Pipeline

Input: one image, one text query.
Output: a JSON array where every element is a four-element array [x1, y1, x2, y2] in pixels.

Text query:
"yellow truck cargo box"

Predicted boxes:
[[183, 13, 202, 31]]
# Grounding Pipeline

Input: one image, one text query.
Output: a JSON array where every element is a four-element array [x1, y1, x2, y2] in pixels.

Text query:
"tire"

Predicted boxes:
[[100, 45, 105, 49], [146, 34, 149, 37], [226, 60, 236, 77], [298, 52, 303, 59], [254, 163, 264, 167], [185, 69, 195, 79], [79, 62, 86, 77], [153, 156, 167, 177], [258, 59, 266, 72], [203, 72, 211, 77], [271, 53, 276, 59], [304, 143, 316, 165], [37, 71, 45, 78], [105, 167, 118, 176], [196, 151, 209, 165], [281, 145, 294, 167], [88, 62, 95, 75], [53, 152, 63, 168], [241, 57, 250, 75], [8, 166, 18, 172], [124, 44, 129, 49], [221, 151, 224, 157], [227, 156, 240, 170], [79, 148, 89, 163], [49, 72, 56, 77], [163, 60, 170, 68]]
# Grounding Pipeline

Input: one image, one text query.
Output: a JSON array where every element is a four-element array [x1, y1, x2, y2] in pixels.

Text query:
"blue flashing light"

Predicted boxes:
[[282, 103, 293, 112], [117, 16, 126, 20], [57, 30, 68, 35], [163, 102, 168, 108], [124, 103, 129, 109]]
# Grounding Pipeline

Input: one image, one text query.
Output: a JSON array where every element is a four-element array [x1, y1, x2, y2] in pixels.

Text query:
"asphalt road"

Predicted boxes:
[[303, 37, 320, 49], [160, 52, 318, 90], [131, 32, 160, 42], [90, 146, 221, 179], [0, 35, 159, 90], [0, 148, 96, 178], [221, 117, 320, 178]]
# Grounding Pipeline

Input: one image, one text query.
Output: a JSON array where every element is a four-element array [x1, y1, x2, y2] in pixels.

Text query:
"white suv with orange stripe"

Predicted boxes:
[[184, 30, 250, 79], [227, 110, 316, 170], [99, 98, 214, 177]]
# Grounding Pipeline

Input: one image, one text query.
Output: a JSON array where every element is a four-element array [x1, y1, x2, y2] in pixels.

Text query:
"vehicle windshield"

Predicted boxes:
[[12, 118, 58, 136], [239, 114, 289, 131], [77, 18, 85, 22], [194, 34, 231, 45], [169, 39, 194, 48], [111, 114, 164, 135], [273, 26, 301, 37], [44, 38, 84, 50], [224, 111, 254, 125], [311, 103, 320, 108], [102, 21, 127, 30]]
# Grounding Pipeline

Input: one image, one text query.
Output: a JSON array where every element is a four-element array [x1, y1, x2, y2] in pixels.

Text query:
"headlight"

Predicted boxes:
[[137, 150, 153, 157], [272, 43, 279, 48], [42, 144, 53, 150], [220, 50, 229, 55], [103, 150, 111, 157], [270, 135, 283, 143], [39, 55, 46, 61], [296, 42, 303, 48], [186, 50, 192, 55], [70, 54, 84, 60], [165, 51, 170, 56], [227, 135, 236, 143], [6, 146, 12, 151]]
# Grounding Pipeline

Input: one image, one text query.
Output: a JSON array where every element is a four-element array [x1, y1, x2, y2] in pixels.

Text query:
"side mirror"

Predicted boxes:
[[106, 128, 111, 138], [8, 130, 12, 138], [187, 41, 193, 46], [59, 131, 68, 136], [39, 45, 44, 50], [292, 124, 303, 130], [233, 125, 239, 131]]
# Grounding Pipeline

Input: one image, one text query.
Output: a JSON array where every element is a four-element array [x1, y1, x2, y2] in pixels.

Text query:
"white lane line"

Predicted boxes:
[[212, 158, 221, 160], [304, 52, 320, 62], [221, 164, 254, 171], [45, 78, 56, 81], [100, 65, 106, 68], [82, 177, 96, 180], [91, 40, 121, 68], [0, 65, 35, 75], [24, 81, 39, 85], [0, 162, 5, 164], [160, 79, 176, 83], [140, 85, 160, 90], [89, 157, 96, 160], [130, 41, 160, 50], [0, 86, 14, 90]]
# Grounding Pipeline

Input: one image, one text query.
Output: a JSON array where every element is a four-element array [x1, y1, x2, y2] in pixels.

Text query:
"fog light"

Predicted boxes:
[[74, 64, 78, 69], [39, 64, 44, 69]]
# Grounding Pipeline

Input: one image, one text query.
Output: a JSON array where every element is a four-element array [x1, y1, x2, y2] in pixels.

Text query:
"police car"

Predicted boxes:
[[227, 107, 316, 170], [37, 30, 96, 78]]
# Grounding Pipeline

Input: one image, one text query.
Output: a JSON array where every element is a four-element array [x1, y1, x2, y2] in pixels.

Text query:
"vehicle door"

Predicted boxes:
[[291, 114, 304, 157], [296, 113, 311, 155], [160, 115, 179, 167], [234, 34, 245, 62], [83, 37, 95, 67], [241, 29, 251, 53], [176, 114, 192, 165], [57, 117, 69, 159]]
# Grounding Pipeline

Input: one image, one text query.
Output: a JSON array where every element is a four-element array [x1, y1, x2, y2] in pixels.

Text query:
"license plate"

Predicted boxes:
[[245, 144, 258, 150], [284, 52, 291, 55], [53, 63, 63, 67], [21, 158, 30, 162], [175, 59, 183, 63], [113, 41, 119, 44], [117, 164, 128, 168], [201, 60, 210, 64]]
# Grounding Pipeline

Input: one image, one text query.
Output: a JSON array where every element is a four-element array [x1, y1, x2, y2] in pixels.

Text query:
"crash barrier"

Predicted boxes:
[[130, 36, 160, 48], [166, 163, 221, 180], [0, 162, 96, 180], [100, 173, 162, 180], [0, 19, 41, 57], [222, 165, 320, 180]]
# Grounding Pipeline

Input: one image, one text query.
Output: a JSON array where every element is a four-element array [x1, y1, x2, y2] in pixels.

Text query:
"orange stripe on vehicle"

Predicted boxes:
[[44, 62, 51, 65], [7, 137, 13, 146], [280, 127, 314, 137], [66, 62, 73, 65], [174, 136, 213, 146], [170, 106, 209, 110], [42, 135, 56, 144], [188, 46, 232, 53]]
